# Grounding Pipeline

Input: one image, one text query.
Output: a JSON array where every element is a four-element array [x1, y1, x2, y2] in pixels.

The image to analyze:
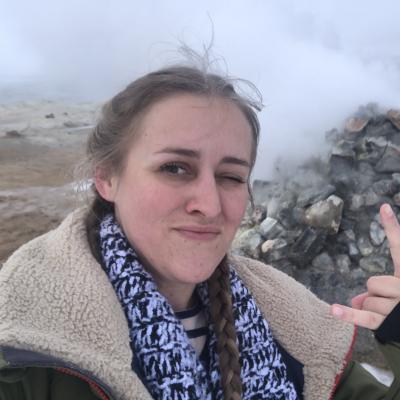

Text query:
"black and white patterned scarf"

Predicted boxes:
[[99, 213, 298, 399]]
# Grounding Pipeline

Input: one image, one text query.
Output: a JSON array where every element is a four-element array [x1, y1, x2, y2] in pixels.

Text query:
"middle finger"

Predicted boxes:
[[362, 296, 399, 317], [366, 276, 400, 298]]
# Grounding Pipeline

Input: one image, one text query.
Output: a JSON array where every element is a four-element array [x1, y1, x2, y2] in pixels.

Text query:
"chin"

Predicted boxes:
[[177, 258, 223, 284]]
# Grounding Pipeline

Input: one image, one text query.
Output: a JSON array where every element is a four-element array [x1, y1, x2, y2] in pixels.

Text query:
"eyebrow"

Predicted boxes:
[[155, 147, 250, 168]]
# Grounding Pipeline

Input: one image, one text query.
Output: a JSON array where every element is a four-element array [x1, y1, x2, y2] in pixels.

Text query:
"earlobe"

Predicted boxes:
[[94, 168, 117, 202]]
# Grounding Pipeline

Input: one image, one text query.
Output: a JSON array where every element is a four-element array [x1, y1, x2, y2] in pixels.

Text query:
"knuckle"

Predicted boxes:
[[367, 313, 381, 329], [362, 297, 372, 311], [366, 276, 377, 292]]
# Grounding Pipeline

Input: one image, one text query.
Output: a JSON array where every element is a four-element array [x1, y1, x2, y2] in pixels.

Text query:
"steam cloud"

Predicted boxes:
[[1, 0, 400, 178]]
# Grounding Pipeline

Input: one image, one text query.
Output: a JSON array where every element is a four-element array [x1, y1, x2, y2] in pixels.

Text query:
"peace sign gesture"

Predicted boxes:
[[331, 203, 400, 330]]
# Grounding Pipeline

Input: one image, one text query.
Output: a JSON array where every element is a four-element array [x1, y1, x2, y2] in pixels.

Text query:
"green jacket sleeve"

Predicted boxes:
[[333, 342, 400, 400], [0, 368, 101, 400]]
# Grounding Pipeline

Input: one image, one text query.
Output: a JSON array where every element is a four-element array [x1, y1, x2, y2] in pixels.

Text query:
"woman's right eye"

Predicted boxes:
[[159, 162, 190, 176]]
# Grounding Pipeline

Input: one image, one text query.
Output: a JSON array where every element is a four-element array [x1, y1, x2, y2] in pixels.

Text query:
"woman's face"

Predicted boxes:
[[97, 94, 252, 290]]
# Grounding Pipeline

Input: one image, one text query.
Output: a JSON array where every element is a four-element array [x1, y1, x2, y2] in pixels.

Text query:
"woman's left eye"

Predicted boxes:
[[219, 175, 246, 184]]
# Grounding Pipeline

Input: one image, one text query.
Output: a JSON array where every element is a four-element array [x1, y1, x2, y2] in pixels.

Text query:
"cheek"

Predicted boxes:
[[117, 181, 182, 222], [224, 190, 248, 226]]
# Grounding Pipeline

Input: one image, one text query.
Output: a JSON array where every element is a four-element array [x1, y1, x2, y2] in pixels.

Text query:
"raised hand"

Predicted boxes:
[[331, 203, 400, 330]]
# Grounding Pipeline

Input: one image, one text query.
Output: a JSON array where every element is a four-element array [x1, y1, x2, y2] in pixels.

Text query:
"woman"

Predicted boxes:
[[0, 65, 399, 400]]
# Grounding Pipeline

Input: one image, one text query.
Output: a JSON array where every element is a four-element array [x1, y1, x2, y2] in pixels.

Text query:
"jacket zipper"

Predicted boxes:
[[329, 325, 358, 400]]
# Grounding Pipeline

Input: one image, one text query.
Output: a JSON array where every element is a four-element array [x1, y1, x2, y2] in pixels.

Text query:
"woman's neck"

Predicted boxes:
[[155, 280, 197, 312]]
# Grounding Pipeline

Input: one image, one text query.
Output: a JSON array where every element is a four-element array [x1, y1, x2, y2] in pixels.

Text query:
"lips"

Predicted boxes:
[[173, 226, 221, 241]]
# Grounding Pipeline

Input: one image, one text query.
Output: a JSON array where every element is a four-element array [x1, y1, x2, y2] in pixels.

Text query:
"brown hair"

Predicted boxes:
[[84, 64, 262, 400]]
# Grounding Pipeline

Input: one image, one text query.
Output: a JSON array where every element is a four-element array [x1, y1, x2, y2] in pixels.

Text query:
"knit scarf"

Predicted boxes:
[[99, 213, 298, 399]]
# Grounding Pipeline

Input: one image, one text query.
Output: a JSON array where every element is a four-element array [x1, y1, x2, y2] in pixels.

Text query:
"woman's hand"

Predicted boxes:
[[331, 203, 400, 330]]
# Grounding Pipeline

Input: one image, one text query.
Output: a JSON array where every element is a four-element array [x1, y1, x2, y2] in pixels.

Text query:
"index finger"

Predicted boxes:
[[380, 203, 400, 278], [331, 304, 384, 330]]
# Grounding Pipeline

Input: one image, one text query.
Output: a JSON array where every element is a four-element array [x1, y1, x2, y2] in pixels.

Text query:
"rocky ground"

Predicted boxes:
[[0, 100, 396, 380]]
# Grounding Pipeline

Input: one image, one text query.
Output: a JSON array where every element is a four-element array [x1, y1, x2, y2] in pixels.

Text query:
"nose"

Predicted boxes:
[[185, 173, 222, 218]]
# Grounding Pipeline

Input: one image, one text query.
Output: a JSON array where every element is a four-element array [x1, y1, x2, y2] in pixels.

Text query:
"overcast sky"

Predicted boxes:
[[1, 0, 400, 178]]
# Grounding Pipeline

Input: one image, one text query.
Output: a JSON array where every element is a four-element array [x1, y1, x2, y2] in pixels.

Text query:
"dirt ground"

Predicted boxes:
[[0, 101, 98, 264]]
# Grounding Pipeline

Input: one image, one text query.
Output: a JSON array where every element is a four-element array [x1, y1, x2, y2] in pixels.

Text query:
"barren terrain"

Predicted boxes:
[[0, 101, 98, 264]]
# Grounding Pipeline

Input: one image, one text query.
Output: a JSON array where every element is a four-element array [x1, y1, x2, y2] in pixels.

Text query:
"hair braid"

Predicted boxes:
[[85, 194, 114, 264], [208, 257, 242, 400]]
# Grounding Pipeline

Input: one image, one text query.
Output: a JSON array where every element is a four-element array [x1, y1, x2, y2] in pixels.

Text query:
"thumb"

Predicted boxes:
[[380, 203, 400, 278], [351, 292, 368, 310]]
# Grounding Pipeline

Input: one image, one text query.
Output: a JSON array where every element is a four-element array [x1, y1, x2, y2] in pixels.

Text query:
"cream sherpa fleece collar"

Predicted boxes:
[[0, 208, 355, 400]]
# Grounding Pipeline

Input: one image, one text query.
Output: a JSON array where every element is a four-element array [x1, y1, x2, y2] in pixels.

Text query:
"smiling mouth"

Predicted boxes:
[[173, 227, 221, 241]]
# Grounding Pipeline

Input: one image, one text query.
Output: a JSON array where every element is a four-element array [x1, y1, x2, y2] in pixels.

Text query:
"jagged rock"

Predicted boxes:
[[335, 254, 351, 274], [390, 134, 400, 149], [325, 128, 341, 143], [267, 251, 288, 262], [291, 207, 306, 225], [357, 136, 387, 163], [350, 194, 364, 211], [5, 130, 23, 138], [375, 147, 400, 173], [311, 252, 335, 271], [363, 188, 380, 206], [348, 242, 360, 258], [331, 140, 356, 159], [392, 173, 400, 184], [329, 155, 354, 186], [387, 109, 400, 130], [64, 121, 90, 128], [359, 255, 388, 274], [372, 179, 399, 197], [350, 267, 367, 282], [355, 162, 376, 192], [393, 193, 400, 206], [345, 117, 369, 133], [378, 239, 390, 258], [261, 238, 288, 254], [45, 113, 55, 119], [239, 211, 253, 229], [289, 227, 327, 267], [364, 136, 389, 148], [266, 191, 297, 224], [365, 120, 397, 138], [344, 229, 356, 241], [357, 236, 374, 257], [262, 239, 290, 262], [231, 228, 262, 258], [251, 205, 267, 225], [259, 217, 285, 239], [296, 184, 336, 207], [370, 221, 386, 246], [275, 208, 298, 229], [303, 195, 344, 233]]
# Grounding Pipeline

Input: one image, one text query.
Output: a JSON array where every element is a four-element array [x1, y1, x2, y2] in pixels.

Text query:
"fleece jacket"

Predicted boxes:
[[0, 208, 356, 400]]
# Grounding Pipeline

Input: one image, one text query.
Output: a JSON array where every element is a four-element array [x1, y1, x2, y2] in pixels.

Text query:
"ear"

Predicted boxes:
[[94, 167, 118, 202]]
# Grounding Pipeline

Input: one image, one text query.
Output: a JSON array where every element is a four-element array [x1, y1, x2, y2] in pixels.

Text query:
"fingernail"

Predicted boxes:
[[332, 306, 344, 317], [383, 204, 393, 217]]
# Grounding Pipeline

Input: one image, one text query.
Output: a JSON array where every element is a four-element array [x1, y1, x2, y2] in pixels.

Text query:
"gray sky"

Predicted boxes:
[[1, 0, 400, 178]]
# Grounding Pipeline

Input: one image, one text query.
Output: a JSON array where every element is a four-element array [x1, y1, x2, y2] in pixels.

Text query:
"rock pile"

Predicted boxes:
[[232, 104, 400, 365]]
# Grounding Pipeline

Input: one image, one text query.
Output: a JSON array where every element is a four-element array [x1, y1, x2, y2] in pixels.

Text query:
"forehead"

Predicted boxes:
[[134, 94, 253, 157]]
